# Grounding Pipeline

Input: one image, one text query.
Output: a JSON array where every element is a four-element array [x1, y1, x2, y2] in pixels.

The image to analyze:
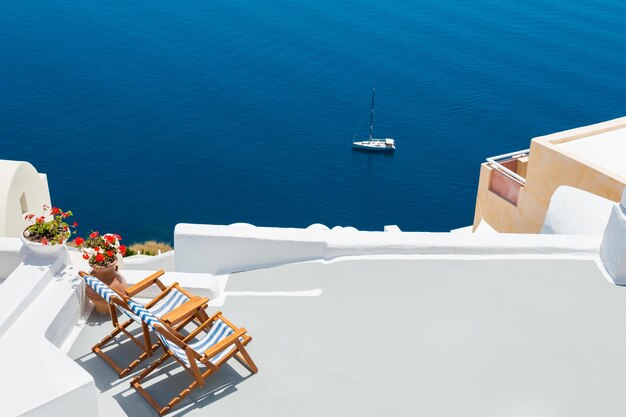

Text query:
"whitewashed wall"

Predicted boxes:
[[0, 237, 23, 283], [600, 189, 626, 285], [122, 251, 175, 271], [0, 249, 98, 417], [174, 223, 601, 275], [0, 160, 51, 238], [541, 186, 615, 235]]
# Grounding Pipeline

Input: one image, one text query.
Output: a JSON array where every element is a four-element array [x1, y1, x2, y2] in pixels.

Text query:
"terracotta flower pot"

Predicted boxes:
[[85, 260, 128, 315]]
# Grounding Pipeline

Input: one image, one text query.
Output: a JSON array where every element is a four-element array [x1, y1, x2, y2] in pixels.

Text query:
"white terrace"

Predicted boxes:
[[2, 159, 626, 416], [1, 186, 626, 416]]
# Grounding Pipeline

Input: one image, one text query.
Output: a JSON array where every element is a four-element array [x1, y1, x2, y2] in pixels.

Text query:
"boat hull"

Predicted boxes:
[[352, 140, 395, 152]]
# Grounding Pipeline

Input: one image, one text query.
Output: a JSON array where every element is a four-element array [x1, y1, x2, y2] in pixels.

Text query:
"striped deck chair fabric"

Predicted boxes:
[[127, 299, 237, 366], [128, 298, 257, 415], [84, 275, 191, 322], [81, 272, 208, 377]]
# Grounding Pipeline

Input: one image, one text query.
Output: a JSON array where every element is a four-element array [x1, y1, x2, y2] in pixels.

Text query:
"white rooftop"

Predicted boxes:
[[2, 183, 626, 417], [557, 127, 626, 177], [69, 256, 626, 417]]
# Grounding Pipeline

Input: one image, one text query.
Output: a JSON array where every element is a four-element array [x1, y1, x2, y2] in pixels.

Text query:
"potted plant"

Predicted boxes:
[[21, 204, 77, 256], [75, 232, 128, 314]]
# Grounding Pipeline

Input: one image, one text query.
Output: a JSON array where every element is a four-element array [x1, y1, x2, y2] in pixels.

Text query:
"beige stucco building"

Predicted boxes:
[[473, 117, 626, 233]]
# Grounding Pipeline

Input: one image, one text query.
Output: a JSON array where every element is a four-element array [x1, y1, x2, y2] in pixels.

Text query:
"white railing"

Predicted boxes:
[[486, 149, 530, 185]]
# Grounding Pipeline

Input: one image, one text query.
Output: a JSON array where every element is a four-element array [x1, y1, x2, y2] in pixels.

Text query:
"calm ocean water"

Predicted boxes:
[[2, 0, 626, 243]]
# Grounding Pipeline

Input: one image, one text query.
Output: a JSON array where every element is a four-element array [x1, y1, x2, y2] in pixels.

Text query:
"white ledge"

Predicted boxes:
[[174, 223, 601, 274]]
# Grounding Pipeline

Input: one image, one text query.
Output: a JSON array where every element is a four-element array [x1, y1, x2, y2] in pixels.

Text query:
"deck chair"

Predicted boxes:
[[80, 270, 209, 377], [128, 299, 258, 416]]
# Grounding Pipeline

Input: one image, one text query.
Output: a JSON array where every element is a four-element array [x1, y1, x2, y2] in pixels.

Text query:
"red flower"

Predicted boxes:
[[41, 237, 48, 245], [105, 235, 116, 244], [94, 247, 100, 252], [74, 237, 84, 246], [51, 207, 61, 215], [95, 253, 105, 263], [73, 221, 78, 227], [106, 250, 114, 257], [116, 234, 122, 241], [63, 211, 70, 218], [64, 225, 69, 231], [82, 253, 89, 260], [25, 214, 35, 221], [119, 245, 127, 255], [59, 239, 63, 244], [36, 216, 44, 224], [90, 231, 99, 238]]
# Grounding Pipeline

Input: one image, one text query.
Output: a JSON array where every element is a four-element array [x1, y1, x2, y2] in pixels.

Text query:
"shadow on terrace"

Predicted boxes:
[[69, 312, 252, 417]]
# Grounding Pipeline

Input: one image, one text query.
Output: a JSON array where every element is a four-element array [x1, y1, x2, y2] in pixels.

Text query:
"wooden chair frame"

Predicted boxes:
[[79, 270, 210, 377], [131, 311, 258, 416]]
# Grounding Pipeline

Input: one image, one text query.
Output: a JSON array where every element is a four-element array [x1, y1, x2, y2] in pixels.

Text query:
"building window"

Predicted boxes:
[[19, 193, 28, 214]]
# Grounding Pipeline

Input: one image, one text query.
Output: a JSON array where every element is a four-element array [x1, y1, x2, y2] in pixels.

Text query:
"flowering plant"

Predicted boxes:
[[23, 204, 77, 245], [74, 232, 127, 267]]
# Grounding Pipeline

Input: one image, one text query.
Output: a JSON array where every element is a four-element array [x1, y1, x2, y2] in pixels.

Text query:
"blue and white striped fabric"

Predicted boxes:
[[121, 288, 192, 323], [186, 319, 237, 366], [82, 275, 191, 323], [172, 319, 237, 367], [150, 289, 191, 317], [127, 299, 237, 368], [127, 298, 161, 329], [84, 275, 117, 303]]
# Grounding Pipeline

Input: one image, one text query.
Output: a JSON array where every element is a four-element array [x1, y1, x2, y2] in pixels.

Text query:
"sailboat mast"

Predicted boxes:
[[369, 88, 375, 141]]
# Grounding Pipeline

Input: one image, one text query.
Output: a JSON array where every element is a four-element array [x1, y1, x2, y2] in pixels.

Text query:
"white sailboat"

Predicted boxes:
[[352, 89, 395, 152]]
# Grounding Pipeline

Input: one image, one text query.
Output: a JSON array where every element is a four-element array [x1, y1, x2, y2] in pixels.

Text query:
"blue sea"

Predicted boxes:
[[2, 0, 626, 243]]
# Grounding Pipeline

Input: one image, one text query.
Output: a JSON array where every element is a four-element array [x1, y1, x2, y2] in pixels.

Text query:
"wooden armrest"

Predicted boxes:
[[124, 270, 166, 296], [160, 297, 208, 325], [183, 311, 223, 342], [201, 328, 247, 359]]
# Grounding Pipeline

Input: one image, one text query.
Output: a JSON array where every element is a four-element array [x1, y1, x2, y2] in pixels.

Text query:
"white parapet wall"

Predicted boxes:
[[122, 250, 176, 271], [0, 160, 52, 238], [0, 248, 98, 417], [0, 237, 24, 283], [174, 223, 602, 275], [175, 223, 328, 274], [600, 189, 626, 285], [541, 186, 615, 235]]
